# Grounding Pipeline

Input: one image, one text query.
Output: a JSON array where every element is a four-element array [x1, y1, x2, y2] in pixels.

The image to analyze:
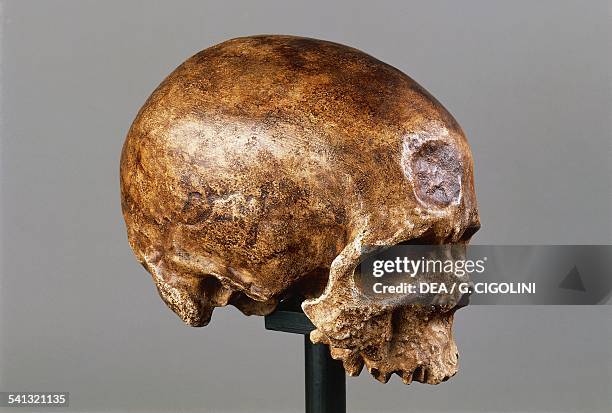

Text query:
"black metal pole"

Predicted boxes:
[[304, 335, 346, 413], [265, 299, 347, 413]]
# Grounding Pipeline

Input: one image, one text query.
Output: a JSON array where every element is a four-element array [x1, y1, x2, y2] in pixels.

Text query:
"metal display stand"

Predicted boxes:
[[265, 299, 346, 413]]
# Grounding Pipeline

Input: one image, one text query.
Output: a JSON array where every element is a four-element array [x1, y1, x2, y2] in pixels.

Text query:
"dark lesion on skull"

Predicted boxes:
[[411, 141, 462, 208]]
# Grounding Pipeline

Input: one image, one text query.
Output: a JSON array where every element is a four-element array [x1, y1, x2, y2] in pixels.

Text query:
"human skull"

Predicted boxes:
[[120, 35, 480, 384]]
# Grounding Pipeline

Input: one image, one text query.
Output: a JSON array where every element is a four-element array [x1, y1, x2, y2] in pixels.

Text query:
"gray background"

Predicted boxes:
[[1, 1, 611, 412]]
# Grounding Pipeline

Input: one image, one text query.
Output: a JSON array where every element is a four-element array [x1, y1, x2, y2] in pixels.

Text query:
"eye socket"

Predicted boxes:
[[460, 223, 480, 242], [397, 228, 439, 245]]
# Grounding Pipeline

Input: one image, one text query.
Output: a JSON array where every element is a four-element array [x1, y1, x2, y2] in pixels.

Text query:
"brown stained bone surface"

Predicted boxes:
[[120, 35, 480, 384]]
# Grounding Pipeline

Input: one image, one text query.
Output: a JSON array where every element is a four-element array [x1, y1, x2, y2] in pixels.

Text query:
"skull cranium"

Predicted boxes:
[[120, 35, 480, 384]]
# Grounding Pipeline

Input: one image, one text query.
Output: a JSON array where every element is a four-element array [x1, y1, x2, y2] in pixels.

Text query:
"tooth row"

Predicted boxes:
[[312, 326, 456, 385], [365, 363, 451, 385], [336, 349, 437, 384]]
